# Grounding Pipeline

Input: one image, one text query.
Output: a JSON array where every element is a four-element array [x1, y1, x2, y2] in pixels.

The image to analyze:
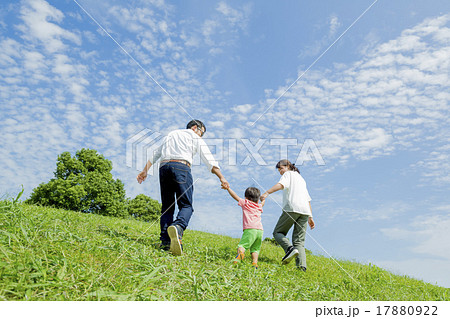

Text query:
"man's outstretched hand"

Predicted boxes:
[[137, 170, 147, 184]]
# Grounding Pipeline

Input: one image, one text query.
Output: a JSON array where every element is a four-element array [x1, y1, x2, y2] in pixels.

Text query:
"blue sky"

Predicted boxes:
[[1, 0, 449, 290]]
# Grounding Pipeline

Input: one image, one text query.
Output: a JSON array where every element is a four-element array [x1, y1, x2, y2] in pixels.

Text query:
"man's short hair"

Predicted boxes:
[[186, 120, 206, 133]]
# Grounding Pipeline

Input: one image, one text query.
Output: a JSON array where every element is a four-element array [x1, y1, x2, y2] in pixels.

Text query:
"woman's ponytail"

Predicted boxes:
[[276, 159, 300, 174], [290, 162, 300, 173]]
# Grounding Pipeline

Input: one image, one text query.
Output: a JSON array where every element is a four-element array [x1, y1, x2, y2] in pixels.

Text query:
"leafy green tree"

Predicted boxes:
[[27, 149, 127, 218], [126, 194, 161, 222]]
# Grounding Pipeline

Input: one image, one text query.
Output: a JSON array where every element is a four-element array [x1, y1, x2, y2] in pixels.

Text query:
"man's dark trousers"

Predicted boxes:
[[159, 162, 194, 245]]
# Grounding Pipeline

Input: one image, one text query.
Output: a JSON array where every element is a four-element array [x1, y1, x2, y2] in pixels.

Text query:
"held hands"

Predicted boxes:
[[220, 177, 230, 190], [211, 167, 229, 190], [260, 192, 269, 202]]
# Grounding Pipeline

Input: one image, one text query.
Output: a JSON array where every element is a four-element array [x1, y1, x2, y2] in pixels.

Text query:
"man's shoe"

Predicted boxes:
[[168, 225, 183, 256], [298, 266, 307, 272], [159, 242, 170, 251], [281, 246, 299, 265]]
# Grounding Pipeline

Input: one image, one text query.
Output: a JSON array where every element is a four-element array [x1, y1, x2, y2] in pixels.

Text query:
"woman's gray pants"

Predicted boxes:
[[273, 211, 309, 268]]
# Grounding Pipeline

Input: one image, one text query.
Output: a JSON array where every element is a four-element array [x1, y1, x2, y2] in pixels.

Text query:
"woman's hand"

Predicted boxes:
[[308, 217, 315, 230]]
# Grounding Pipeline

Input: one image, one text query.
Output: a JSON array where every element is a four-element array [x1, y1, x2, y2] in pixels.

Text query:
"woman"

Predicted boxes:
[[260, 159, 315, 271]]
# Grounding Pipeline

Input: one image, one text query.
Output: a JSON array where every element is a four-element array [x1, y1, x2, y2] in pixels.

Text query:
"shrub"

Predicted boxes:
[[27, 149, 127, 218], [127, 194, 161, 222]]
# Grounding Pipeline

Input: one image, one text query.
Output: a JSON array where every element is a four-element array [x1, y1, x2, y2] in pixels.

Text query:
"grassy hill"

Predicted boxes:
[[0, 200, 449, 301]]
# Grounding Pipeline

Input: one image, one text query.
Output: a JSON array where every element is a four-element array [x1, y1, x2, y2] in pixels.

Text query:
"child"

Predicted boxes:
[[260, 159, 315, 271], [225, 186, 265, 269]]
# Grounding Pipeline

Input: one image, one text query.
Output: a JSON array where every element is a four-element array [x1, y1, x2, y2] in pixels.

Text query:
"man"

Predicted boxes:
[[137, 120, 229, 256]]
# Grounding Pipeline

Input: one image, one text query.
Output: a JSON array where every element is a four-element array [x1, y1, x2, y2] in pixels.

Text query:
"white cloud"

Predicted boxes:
[[257, 14, 450, 177], [52, 53, 76, 76], [232, 103, 253, 114], [412, 144, 450, 185], [329, 15, 341, 37], [378, 211, 450, 287], [216, 2, 251, 30], [343, 201, 412, 221], [202, 19, 219, 43], [381, 213, 450, 260], [228, 127, 246, 140], [19, 0, 81, 53], [352, 128, 393, 159], [23, 50, 46, 71], [298, 13, 341, 59], [377, 258, 450, 288], [208, 120, 225, 128], [0, 39, 21, 66], [198, 2, 251, 53]]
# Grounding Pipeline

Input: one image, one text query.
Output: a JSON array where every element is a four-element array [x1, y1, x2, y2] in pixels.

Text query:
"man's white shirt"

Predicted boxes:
[[149, 129, 219, 172]]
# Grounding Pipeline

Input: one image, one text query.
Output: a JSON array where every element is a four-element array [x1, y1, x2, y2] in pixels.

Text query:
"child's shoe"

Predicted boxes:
[[252, 262, 258, 269], [233, 251, 245, 264]]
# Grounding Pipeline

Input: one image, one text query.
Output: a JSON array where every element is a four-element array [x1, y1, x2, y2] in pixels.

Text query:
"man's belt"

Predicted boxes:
[[160, 159, 191, 167]]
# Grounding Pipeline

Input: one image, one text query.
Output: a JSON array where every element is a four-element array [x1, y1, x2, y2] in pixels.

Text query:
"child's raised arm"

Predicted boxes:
[[226, 187, 241, 202]]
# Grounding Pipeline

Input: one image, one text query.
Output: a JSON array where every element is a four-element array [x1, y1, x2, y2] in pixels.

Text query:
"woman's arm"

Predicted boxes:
[[260, 183, 284, 201]]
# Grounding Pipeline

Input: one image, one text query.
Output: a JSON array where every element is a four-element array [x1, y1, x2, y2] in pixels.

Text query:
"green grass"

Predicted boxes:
[[0, 200, 449, 301]]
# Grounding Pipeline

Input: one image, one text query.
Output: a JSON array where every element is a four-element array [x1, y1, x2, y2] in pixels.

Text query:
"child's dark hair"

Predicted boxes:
[[245, 187, 261, 203], [186, 119, 206, 133], [276, 159, 300, 173]]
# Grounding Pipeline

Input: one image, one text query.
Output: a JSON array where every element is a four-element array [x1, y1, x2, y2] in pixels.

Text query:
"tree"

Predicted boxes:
[[126, 194, 161, 222], [27, 149, 127, 218]]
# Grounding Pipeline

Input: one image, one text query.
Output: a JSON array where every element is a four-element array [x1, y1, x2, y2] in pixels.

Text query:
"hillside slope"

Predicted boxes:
[[0, 201, 448, 301]]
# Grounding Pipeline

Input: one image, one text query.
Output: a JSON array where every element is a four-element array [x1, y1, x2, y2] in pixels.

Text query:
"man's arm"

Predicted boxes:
[[137, 160, 152, 184], [137, 136, 165, 184], [196, 137, 229, 189], [211, 166, 229, 189]]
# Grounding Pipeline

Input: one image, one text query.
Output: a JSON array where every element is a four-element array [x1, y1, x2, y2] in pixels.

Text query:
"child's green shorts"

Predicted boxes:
[[238, 229, 263, 254]]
